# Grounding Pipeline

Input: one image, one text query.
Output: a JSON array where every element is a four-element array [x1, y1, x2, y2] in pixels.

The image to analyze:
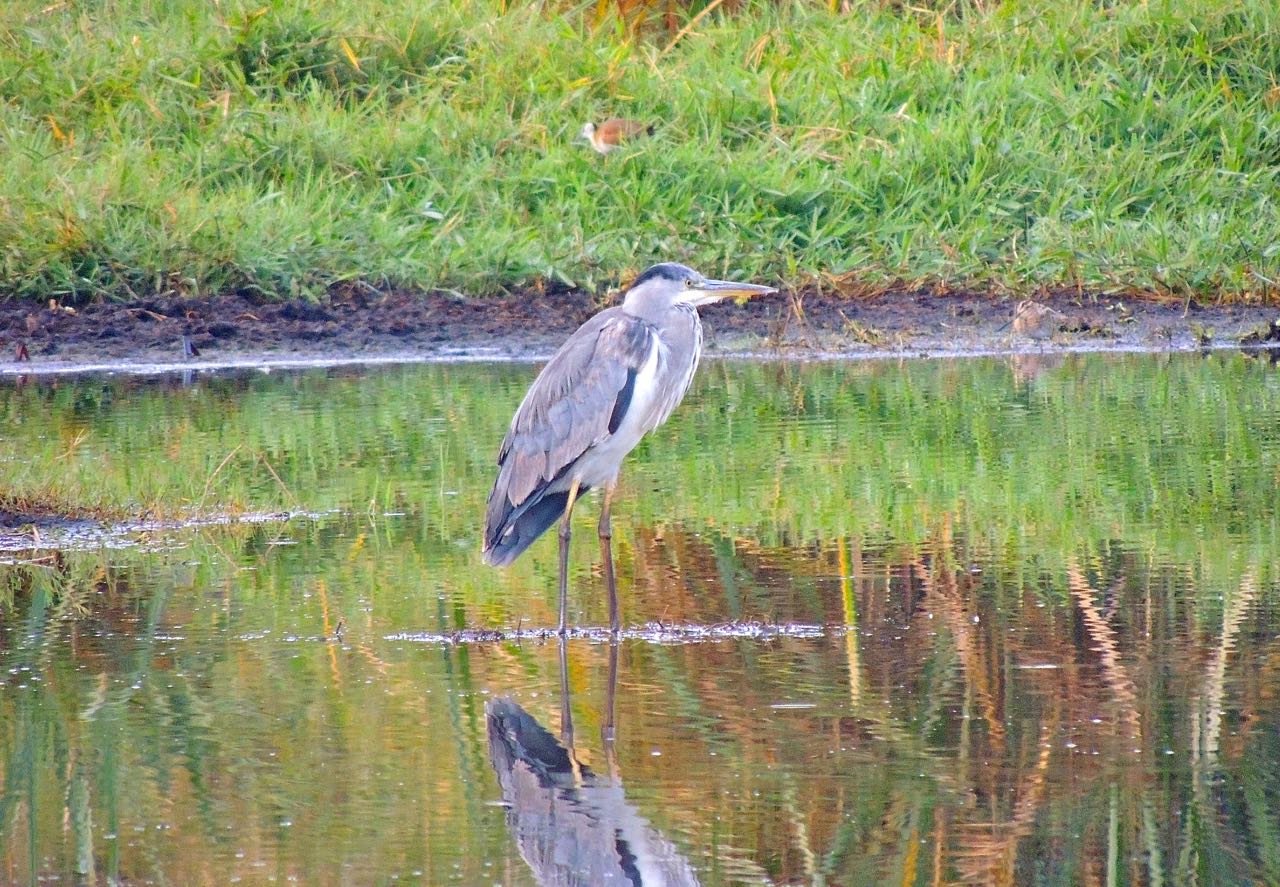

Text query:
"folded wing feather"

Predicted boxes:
[[483, 309, 654, 563]]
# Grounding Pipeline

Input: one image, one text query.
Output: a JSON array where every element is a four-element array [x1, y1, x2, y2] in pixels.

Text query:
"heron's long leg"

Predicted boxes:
[[558, 635, 574, 747], [557, 479, 582, 636], [598, 481, 619, 632], [602, 639, 619, 779], [558, 635, 586, 786]]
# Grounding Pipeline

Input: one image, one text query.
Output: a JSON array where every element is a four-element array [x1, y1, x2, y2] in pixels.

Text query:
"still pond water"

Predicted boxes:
[[2, 352, 1280, 886]]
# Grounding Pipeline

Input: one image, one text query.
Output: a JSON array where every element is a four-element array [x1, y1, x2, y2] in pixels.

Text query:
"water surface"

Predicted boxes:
[[2, 353, 1279, 885]]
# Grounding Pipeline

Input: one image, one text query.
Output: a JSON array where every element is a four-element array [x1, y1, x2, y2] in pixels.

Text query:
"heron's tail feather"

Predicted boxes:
[[483, 487, 587, 567]]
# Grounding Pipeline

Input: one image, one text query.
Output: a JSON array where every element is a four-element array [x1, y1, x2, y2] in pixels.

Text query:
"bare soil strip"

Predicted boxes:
[[3, 287, 1279, 373]]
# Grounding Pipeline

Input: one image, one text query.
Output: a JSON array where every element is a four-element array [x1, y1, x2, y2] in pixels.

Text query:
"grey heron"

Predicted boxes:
[[482, 262, 775, 633]]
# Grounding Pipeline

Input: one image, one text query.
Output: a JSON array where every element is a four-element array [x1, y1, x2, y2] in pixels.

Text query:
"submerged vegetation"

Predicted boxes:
[[1, 0, 1279, 302]]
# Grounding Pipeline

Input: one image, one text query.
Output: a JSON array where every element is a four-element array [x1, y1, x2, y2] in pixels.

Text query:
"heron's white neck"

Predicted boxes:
[[621, 280, 682, 323]]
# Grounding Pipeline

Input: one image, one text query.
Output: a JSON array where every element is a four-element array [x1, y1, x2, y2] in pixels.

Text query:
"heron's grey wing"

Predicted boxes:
[[483, 309, 653, 560]]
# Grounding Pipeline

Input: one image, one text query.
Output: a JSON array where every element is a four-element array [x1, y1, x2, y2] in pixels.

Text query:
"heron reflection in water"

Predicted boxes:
[[482, 263, 775, 634], [486, 642, 701, 886]]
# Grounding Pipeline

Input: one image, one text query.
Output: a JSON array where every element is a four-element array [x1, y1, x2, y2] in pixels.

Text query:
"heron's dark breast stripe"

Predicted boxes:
[[608, 368, 637, 435]]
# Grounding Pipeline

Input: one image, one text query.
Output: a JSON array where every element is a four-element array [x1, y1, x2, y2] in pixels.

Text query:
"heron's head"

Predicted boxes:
[[579, 122, 596, 141], [622, 262, 776, 313]]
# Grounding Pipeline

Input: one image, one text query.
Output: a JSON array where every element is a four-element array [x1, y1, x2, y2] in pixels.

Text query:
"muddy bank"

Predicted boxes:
[[2, 285, 1279, 372]]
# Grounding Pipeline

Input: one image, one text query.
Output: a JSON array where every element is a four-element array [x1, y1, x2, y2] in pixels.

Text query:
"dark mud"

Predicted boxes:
[[3, 285, 1280, 373]]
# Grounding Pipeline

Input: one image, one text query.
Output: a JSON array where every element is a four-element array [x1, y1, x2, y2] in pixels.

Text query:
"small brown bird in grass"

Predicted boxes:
[[1010, 299, 1066, 340], [579, 118, 654, 155]]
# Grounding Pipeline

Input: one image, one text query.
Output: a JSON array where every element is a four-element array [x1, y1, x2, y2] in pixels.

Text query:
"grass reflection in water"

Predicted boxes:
[[1, 352, 1278, 884]]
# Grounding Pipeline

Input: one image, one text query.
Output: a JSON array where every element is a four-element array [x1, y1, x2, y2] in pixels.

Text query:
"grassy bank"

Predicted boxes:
[[2, 0, 1279, 302]]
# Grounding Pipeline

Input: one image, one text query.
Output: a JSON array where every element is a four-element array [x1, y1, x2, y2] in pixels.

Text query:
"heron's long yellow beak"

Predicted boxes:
[[682, 279, 777, 306]]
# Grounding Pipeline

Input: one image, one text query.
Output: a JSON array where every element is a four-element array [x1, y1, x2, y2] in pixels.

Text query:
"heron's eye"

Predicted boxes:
[[683, 278, 696, 288]]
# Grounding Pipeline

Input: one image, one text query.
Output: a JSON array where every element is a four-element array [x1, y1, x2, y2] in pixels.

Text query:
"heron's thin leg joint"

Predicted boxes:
[[598, 485, 614, 541], [559, 491, 577, 539]]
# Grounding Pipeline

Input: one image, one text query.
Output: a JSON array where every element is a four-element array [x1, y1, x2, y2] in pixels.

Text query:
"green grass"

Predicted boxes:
[[2, 0, 1279, 302]]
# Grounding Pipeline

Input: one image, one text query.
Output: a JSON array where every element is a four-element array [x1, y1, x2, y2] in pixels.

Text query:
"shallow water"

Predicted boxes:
[[2, 352, 1280, 885]]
